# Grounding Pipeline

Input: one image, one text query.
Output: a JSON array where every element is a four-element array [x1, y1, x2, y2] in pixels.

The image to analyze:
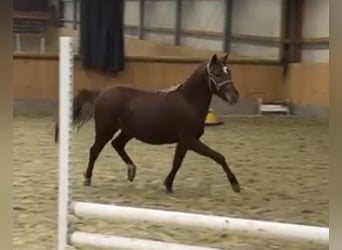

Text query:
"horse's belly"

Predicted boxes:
[[135, 133, 178, 145], [120, 111, 180, 144], [127, 126, 179, 145]]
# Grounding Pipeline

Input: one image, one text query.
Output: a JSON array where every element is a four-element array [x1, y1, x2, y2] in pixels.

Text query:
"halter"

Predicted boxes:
[[206, 63, 233, 92]]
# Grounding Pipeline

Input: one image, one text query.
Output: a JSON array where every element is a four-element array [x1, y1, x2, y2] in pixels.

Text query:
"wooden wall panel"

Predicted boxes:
[[286, 63, 329, 106], [229, 64, 285, 102], [13, 58, 58, 101], [13, 56, 329, 111], [13, 56, 284, 103]]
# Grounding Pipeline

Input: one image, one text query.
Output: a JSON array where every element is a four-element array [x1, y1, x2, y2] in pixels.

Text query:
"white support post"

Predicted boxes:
[[286, 98, 291, 115], [40, 37, 46, 54], [15, 33, 21, 52], [58, 36, 73, 250], [257, 98, 262, 115]]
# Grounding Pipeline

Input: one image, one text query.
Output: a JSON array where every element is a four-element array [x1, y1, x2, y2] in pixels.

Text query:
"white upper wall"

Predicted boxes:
[[181, 0, 283, 58], [61, 0, 283, 57], [303, 0, 329, 38], [301, 49, 329, 63], [60, 0, 328, 61], [144, 1, 176, 29], [180, 36, 223, 51], [302, 0, 329, 62], [232, 0, 283, 38], [61, 0, 74, 29], [144, 32, 175, 45], [230, 0, 283, 59], [181, 0, 224, 32], [58, 0, 81, 29], [230, 43, 280, 59], [124, 1, 139, 26], [180, 0, 225, 50]]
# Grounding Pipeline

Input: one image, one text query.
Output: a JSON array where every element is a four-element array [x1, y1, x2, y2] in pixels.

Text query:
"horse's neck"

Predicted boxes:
[[181, 65, 212, 116]]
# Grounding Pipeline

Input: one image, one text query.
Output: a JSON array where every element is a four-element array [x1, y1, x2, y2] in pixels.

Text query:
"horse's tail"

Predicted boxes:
[[54, 88, 101, 143]]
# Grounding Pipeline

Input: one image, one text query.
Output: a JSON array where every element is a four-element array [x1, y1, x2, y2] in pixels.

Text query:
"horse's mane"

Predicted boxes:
[[157, 83, 184, 96], [156, 62, 207, 97]]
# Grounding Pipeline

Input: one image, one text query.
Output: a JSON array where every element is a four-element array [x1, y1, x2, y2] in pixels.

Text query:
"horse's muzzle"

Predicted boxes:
[[225, 91, 239, 104]]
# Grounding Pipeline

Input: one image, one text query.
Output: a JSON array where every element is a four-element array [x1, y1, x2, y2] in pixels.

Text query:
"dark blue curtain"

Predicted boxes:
[[80, 0, 125, 72]]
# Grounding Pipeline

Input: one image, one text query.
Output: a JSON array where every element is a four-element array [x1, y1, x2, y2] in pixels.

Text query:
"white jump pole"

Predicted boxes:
[[70, 232, 220, 250], [72, 202, 329, 245], [58, 36, 73, 250]]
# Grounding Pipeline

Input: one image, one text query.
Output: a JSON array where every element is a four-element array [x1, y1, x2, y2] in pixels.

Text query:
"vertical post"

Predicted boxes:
[[73, 0, 78, 29], [287, 0, 297, 62], [284, 0, 304, 62], [40, 37, 46, 54], [286, 98, 291, 116], [138, 0, 145, 39], [223, 0, 233, 52], [58, 36, 73, 250], [258, 98, 262, 116], [279, 0, 287, 61], [15, 33, 21, 52], [174, 0, 182, 45]]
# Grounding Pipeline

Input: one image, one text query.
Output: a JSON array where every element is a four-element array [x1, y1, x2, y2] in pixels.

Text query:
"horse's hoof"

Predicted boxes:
[[127, 164, 136, 182], [232, 182, 241, 193], [83, 179, 91, 186], [165, 187, 173, 194], [164, 182, 173, 193]]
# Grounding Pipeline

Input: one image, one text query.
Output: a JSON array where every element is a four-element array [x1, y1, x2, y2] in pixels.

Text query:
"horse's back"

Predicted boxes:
[[93, 84, 203, 144], [93, 86, 130, 120]]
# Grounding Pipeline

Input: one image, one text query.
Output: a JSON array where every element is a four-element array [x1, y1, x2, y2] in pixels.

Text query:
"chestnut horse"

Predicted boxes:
[[55, 54, 241, 193]]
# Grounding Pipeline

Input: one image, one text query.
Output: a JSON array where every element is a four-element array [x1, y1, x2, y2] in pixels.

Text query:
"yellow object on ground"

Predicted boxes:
[[205, 108, 223, 126]]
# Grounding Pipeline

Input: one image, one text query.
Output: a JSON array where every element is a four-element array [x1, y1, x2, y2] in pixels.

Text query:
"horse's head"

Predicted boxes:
[[206, 54, 239, 105]]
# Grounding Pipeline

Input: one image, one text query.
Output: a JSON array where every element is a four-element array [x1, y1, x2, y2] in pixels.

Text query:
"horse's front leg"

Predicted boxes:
[[164, 142, 188, 193], [185, 137, 240, 193]]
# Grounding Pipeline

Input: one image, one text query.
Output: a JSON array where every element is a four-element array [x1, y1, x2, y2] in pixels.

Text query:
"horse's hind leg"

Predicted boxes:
[[84, 125, 118, 186], [111, 132, 136, 182]]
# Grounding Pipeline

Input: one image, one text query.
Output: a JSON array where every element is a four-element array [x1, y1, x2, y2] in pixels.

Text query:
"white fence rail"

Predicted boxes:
[[72, 201, 329, 245], [70, 232, 220, 250]]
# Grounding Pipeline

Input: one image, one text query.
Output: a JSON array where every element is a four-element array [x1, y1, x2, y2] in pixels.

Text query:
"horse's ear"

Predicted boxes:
[[222, 53, 229, 64], [209, 54, 218, 65]]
